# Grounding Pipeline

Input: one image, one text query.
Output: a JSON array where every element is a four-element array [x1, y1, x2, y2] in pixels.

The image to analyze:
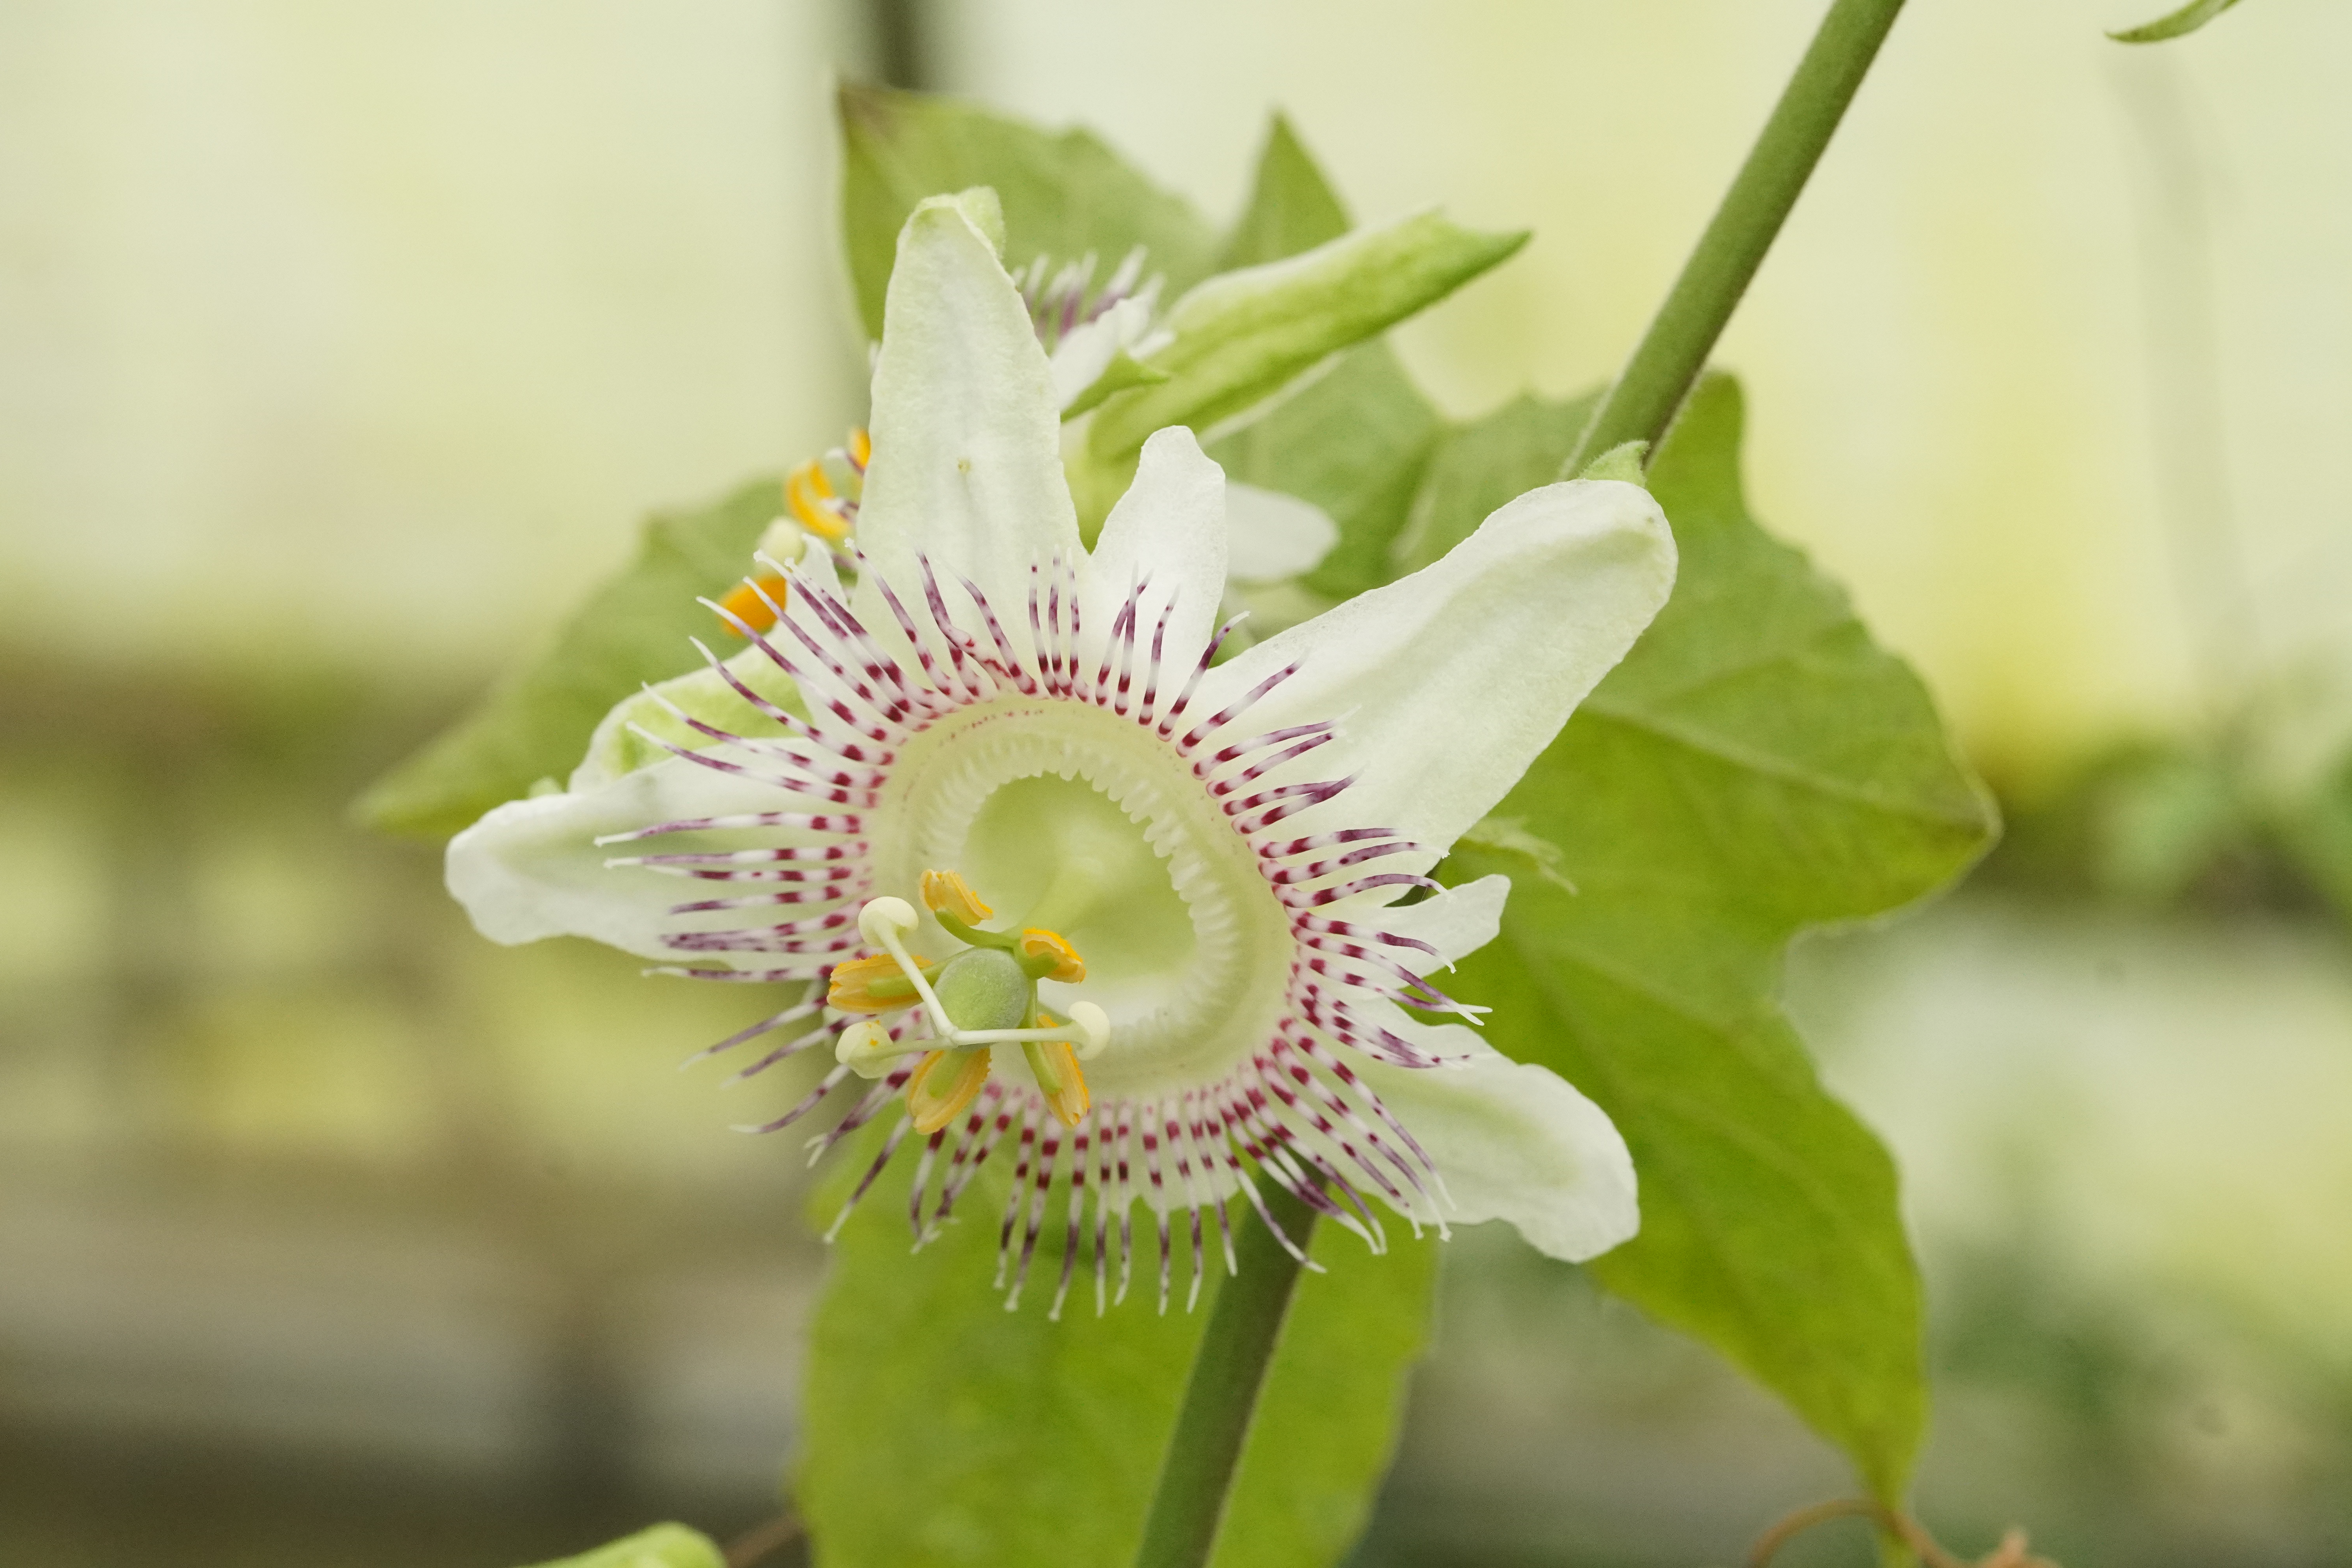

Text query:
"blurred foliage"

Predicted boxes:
[[1987, 719, 2352, 927], [355, 477, 784, 839]]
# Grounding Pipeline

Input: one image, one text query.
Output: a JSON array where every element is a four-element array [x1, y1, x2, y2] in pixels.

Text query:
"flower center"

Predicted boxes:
[[962, 774, 1193, 983], [874, 697, 1295, 1101], [831, 872, 1103, 1133]]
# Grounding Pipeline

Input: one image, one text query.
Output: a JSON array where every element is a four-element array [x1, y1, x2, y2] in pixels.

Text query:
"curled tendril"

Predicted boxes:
[[1745, 1498, 2058, 1568]]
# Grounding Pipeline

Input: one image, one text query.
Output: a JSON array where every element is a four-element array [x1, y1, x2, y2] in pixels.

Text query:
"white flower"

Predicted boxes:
[[447, 191, 1677, 1317]]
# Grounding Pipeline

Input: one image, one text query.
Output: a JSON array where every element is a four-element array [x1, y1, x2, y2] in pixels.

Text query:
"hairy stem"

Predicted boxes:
[[1565, 0, 1910, 475], [1131, 1183, 1318, 1568]]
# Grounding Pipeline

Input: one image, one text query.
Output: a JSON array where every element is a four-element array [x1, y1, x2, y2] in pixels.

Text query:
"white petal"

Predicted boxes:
[[1365, 874, 1511, 968], [1197, 477, 1674, 855], [1363, 1031, 1638, 1261], [1223, 482, 1339, 584], [1078, 426, 1230, 679], [854, 191, 1079, 634], [1046, 296, 1153, 410], [446, 752, 796, 964]]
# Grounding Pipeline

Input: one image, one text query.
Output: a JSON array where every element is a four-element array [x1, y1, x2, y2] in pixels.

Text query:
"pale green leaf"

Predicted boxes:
[[1061, 347, 1173, 420], [1085, 212, 1526, 463], [836, 83, 1219, 344], [519, 1523, 723, 1568], [354, 477, 781, 838], [1205, 118, 1444, 602], [2111, 0, 2243, 43], [797, 1151, 1434, 1568], [1439, 375, 1994, 1502], [1575, 439, 1651, 485]]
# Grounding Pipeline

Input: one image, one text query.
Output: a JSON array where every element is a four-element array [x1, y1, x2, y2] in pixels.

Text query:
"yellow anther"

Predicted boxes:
[[1018, 928, 1087, 984], [920, 869, 993, 924], [715, 573, 790, 636], [906, 1047, 991, 1134], [827, 951, 934, 1013], [847, 426, 871, 470], [786, 459, 852, 542], [1027, 1021, 1091, 1127]]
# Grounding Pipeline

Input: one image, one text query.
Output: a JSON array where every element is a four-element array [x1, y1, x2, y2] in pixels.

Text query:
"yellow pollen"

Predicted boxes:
[[920, 869, 993, 924], [1029, 1016, 1091, 1127], [848, 426, 871, 469], [827, 952, 934, 1013], [1018, 928, 1086, 984], [786, 459, 852, 542], [906, 1047, 990, 1134], [715, 573, 790, 636]]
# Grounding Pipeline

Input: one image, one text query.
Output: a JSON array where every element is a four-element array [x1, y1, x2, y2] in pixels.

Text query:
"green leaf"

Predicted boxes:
[[353, 476, 780, 837], [2110, 0, 2243, 43], [519, 1523, 723, 1568], [1439, 375, 1995, 1503], [1061, 347, 1173, 421], [1205, 119, 1445, 602], [1455, 814, 1578, 895], [1216, 114, 1352, 273], [837, 83, 1220, 344], [797, 1152, 1435, 1568], [1390, 391, 1599, 576], [1085, 212, 1527, 463]]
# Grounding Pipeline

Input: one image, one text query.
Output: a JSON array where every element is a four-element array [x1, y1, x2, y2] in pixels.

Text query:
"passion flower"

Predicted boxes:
[[447, 190, 1675, 1317]]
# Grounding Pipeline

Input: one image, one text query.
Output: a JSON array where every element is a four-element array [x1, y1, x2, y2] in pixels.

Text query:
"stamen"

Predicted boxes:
[[1024, 1028, 1091, 1127], [906, 1047, 991, 1133], [1016, 928, 1085, 984], [787, 459, 853, 543], [824, 953, 932, 1013], [716, 574, 792, 635], [921, 869, 993, 924]]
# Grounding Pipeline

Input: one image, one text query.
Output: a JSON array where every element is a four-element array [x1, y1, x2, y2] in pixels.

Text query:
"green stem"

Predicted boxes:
[[1564, 0, 1910, 475], [1131, 1183, 1318, 1568]]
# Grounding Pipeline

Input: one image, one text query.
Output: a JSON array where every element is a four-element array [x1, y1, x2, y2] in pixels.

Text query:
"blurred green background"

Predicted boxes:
[[3, 2, 2349, 1564]]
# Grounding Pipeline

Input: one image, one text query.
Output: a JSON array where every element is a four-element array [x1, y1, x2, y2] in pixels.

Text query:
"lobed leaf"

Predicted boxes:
[[353, 477, 781, 838], [1214, 114, 1352, 275], [1436, 375, 1995, 1503]]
